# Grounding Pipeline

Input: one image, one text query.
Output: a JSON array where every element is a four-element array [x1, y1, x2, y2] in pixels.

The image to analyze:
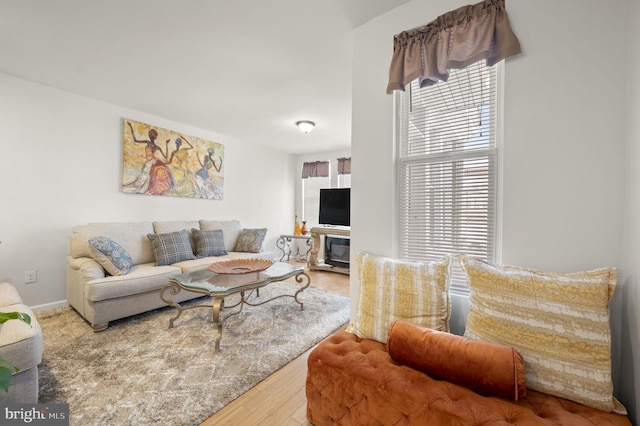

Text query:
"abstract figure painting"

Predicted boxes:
[[122, 119, 224, 200]]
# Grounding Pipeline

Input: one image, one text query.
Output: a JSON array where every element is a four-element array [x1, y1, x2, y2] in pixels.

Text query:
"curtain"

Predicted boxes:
[[301, 161, 330, 179], [386, 0, 521, 93], [337, 158, 351, 175]]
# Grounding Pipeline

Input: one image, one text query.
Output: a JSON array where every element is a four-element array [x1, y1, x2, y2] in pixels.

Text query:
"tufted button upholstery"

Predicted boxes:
[[305, 331, 632, 426]]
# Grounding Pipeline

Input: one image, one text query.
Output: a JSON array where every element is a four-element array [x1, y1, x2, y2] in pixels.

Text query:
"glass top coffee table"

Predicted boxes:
[[160, 262, 310, 353]]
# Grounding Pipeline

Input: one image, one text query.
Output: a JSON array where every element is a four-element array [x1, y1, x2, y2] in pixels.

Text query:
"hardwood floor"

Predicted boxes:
[[199, 263, 350, 426]]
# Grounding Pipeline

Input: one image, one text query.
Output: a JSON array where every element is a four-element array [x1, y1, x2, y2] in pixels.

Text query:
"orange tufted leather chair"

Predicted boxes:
[[306, 331, 632, 426]]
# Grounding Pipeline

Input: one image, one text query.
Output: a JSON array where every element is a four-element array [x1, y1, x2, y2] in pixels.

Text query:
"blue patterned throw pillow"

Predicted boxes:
[[234, 228, 267, 253], [192, 228, 228, 258], [147, 229, 196, 266], [88, 236, 134, 276]]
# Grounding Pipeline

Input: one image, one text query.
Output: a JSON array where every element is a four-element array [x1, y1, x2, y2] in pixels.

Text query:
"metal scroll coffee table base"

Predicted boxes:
[[160, 262, 310, 353]]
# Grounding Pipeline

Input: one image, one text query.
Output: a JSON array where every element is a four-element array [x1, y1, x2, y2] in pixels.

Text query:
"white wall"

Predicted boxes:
[[352, 0, 635, 422], [621, 0, 640, 422], [0, 72, 296, 309]]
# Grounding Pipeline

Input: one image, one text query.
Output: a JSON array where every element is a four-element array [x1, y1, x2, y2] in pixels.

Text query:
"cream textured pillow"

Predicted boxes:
[[346, 252, 451, 343], [460, 255, 626, 414]]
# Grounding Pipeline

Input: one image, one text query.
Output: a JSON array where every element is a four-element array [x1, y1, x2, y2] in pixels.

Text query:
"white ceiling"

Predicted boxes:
[[0, 0, 408, 154]]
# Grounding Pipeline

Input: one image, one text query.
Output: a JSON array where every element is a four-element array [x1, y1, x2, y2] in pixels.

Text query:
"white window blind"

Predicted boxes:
[[396, 61, 499, 294]]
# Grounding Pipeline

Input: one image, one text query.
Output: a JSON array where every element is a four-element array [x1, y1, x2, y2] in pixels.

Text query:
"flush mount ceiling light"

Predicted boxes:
[[295, 120, 315, 134]]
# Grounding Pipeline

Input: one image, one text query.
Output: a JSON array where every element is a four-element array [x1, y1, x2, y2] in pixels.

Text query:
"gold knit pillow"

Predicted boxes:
[[346, 252, 451, 343], [460, 255, 626, 414]]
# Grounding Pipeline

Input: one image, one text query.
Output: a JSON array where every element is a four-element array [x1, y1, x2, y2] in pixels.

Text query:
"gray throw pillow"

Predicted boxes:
[[234, 228, 267, 253], [147, 229, 196, 266], [192, 228, 228, 258], [88, 236, 134, 276]]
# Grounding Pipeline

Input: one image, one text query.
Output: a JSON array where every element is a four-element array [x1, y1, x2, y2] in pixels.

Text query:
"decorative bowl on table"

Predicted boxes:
[[208, 259, 275, 274]]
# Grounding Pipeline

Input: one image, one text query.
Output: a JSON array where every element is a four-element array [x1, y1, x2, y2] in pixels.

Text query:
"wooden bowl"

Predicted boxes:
[[208, 259, 275, 274]]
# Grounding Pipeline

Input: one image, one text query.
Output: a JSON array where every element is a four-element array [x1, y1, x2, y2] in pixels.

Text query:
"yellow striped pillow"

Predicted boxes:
[[346, 252, 451, 343], [460, 255, 626, 414]]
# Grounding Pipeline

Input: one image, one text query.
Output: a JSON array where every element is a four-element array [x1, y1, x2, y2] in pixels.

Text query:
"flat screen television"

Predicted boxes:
[[319, 188, 350, 227]]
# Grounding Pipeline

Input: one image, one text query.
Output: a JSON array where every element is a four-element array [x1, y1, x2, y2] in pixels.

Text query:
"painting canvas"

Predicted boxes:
[[122, 118, 224, 199]]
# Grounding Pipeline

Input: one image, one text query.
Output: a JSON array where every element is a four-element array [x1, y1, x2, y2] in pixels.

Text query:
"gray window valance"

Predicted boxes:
[[387, 0, 521, 93], [337, 158, 351, 175], [301, 161, 330, 179]]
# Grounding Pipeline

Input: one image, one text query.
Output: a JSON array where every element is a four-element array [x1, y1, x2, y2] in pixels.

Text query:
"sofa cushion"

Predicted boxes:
[[199, 220, 242, 252], [85, 263, 181, 302], [460, 255, 625, 414], [192, 228, 227, 258], [234, 228, 267, 253], [387, 320, 526, 400], [88, 236, 133, 276], [346, 252, 451, 343], [153, 220, 200, 234], [153, 221, 200, 253], [0, 303, 43, 372], [147, 230, 196, 266], [0, 282, 23, 307], [69, 222, 155, 265]]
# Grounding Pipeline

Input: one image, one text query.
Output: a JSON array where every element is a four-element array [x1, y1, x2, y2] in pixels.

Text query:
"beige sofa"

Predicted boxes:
[[0, 282, 43, 404], [67, 220, 274, 331]]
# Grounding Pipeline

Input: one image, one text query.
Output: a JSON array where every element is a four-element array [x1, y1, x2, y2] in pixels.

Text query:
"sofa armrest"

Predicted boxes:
[[67, 256, 106, 281], [0, 282, 23, 307]]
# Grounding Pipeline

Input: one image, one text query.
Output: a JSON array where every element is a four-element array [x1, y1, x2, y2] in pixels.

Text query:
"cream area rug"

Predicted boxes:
[[36, 281, 349, 425]]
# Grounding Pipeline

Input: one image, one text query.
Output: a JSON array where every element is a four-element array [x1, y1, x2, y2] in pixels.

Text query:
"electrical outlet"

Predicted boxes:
[[25, 270, 37, 284]]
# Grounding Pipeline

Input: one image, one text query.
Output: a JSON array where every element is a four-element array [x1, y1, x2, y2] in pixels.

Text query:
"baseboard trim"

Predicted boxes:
[[30, 300, 68, 312]]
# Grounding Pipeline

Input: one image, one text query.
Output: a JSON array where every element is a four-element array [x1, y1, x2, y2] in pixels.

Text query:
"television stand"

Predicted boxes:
[[309, 227, 350, 275]]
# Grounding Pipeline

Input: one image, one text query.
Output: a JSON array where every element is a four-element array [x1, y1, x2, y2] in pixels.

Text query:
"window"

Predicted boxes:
[[337, 157, 351, 188], [338, 173, 351, 189], [302, 161, 330, 226], [396, 61, 500, 293], [303, 176, 330, 226], [301, 158, 351, 226]]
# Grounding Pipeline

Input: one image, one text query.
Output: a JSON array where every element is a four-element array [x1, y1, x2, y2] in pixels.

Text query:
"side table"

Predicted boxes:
[[276, 234, 314, 265]]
